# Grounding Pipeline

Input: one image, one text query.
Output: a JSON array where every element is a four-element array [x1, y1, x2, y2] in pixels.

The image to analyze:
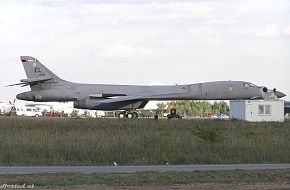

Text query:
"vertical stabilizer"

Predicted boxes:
[[20, 56, 63, 82]]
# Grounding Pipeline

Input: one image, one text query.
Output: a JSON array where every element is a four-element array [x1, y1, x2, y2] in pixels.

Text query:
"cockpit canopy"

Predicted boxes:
[[243, 82, 256, 88]]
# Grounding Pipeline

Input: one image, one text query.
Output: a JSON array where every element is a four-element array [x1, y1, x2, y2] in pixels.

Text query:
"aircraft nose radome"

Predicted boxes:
[[276, 91, 286, 98]]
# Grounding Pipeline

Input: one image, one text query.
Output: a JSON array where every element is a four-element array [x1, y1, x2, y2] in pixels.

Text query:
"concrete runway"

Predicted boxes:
[[0, 164, 290, 174]]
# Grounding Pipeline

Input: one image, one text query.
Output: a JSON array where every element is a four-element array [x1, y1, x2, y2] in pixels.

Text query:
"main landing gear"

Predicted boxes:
[[118, 111, 138, 119]]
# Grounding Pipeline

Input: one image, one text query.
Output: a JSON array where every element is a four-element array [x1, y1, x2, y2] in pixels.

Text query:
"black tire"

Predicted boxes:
[[127, 113, 133, 119], [118, 113, 125, 119]]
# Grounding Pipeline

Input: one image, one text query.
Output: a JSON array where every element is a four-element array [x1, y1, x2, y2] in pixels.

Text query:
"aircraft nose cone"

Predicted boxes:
[[275, 91, 286, 98]]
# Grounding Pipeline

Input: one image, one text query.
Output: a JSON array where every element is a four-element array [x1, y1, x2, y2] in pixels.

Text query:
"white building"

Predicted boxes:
[[230, 100, 284, 122]]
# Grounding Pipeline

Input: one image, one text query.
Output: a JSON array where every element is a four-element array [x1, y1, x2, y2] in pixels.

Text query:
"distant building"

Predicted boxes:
[[230, 100, 284, 122]]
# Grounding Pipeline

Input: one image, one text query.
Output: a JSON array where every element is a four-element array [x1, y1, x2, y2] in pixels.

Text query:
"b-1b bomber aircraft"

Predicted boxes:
[[11, 56, 286, 118]]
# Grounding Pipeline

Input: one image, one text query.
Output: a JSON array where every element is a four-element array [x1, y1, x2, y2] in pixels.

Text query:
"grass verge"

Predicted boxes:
[[0, 117, 289, 165]]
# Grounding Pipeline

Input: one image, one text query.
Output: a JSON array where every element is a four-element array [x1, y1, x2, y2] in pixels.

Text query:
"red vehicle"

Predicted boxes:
[[43, 111, 59, 117]]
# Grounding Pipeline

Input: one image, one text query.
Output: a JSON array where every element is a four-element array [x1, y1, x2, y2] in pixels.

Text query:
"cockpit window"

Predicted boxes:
[[248, 83, 256, 87], [243, 83, 249, 88], [243, 82, 256, 88]]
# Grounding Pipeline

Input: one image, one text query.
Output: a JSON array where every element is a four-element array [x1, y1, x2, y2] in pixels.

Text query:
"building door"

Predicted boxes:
[[246, 104, 253, 121]]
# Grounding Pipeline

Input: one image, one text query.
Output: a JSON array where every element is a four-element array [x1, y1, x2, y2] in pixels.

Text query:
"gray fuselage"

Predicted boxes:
[[17, 81, 263, 110]]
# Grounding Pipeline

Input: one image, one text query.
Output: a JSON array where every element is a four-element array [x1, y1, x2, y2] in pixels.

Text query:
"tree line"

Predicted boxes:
[[156, 101, 229, 117]]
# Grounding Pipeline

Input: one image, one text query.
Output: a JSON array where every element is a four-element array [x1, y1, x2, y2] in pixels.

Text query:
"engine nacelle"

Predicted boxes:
[[74, 98, 149, 110], [74, 98, 97, 109]]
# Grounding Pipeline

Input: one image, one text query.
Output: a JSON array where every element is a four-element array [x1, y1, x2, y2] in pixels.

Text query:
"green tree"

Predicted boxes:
[[156, 102, 167, 116], [165, 100, 229, 117]]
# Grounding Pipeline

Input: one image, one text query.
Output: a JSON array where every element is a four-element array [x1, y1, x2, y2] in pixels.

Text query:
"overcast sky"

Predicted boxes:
[[0, 0, 289, 102]]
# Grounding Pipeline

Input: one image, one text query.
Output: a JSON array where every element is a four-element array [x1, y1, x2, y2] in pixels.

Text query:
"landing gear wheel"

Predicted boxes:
[[127, 113, 133, 119], [118, 113, 125, 119]]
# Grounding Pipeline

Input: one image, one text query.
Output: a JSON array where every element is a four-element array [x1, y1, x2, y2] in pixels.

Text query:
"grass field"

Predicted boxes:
[[0, 117, 289, 166]]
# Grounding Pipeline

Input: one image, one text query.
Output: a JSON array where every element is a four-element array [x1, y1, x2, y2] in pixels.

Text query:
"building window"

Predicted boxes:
[[258, 105, 271, 115], [265, 105, 271, 115], [258, 105, 264, 115]]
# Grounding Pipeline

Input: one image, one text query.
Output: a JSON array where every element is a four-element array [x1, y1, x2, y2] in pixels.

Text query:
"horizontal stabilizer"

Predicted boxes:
[[5, 82, 26, 87], [5, 77, 53, 87], [20, 77, 53, 84]]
